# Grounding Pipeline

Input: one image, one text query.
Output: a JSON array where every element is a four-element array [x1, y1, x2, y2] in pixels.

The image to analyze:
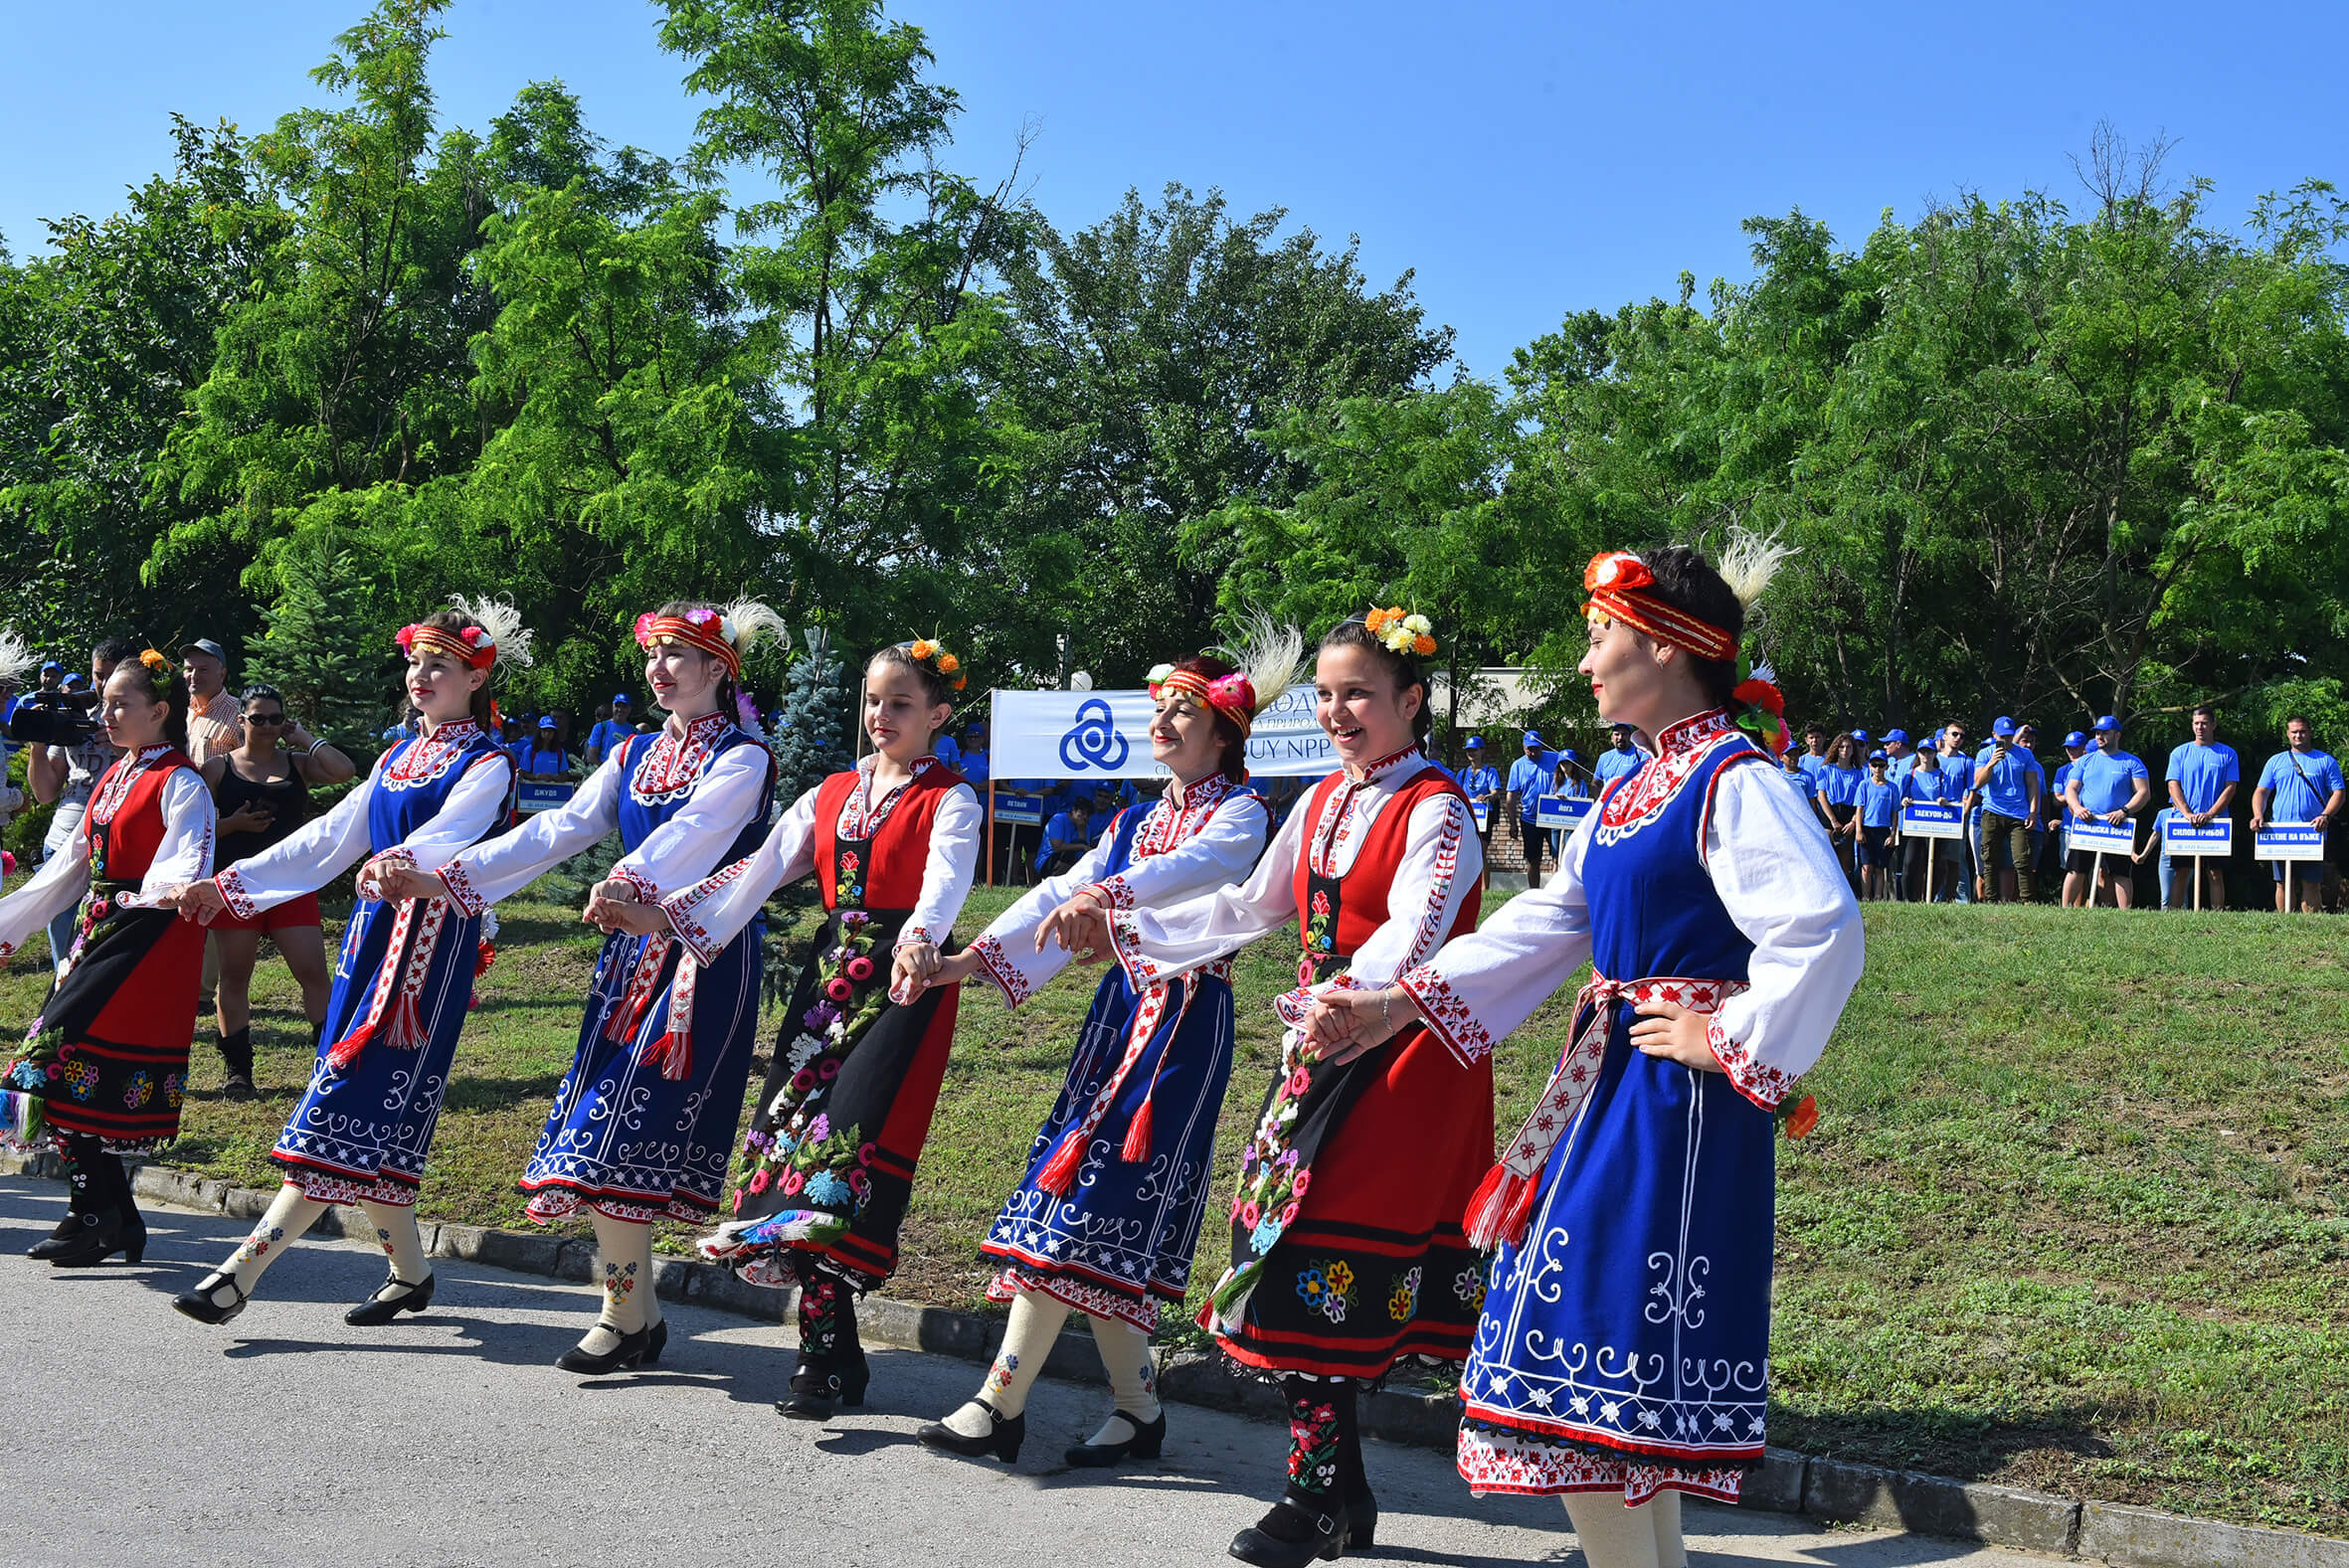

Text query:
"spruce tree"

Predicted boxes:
[[246, 542, 397, 748], [769, 628, 853, 804]]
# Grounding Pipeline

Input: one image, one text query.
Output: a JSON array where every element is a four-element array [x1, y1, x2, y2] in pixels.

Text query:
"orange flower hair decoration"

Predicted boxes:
[[907, 637, 968, 691], [1363, 607, 1437, 658], [135, 648, 177, 694]]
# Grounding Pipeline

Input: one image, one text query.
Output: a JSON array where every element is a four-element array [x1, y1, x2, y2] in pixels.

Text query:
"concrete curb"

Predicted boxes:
[[11, 1152, 2346, 1567]]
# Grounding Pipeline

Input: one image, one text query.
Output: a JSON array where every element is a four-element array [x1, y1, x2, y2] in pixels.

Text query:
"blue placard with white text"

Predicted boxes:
[[2065, 818, 2136, 856], [516, 781, 576, 814], [1471, 798, 1490, 833], [992, 792, 1043, 826], [1536, 795, 1592, 831], [2160, 818, 2233, 854], [1899, 802, 1963, 840], [2256, 825, 2327, 863]]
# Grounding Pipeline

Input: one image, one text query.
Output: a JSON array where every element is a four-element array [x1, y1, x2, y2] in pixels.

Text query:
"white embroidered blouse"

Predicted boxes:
[[1101, 745, 1483, 1054], [968, 774, 1269, 1008], [435, 712, 770, 916], [213, 721, 514, 918], [1398, 712, 1863, 1106], [659, 756, 982, 966], [0, 747, 217, 956]]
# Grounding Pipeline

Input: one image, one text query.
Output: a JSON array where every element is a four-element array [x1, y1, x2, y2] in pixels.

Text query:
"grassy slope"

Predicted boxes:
[[2, 882, 2344, 1534]]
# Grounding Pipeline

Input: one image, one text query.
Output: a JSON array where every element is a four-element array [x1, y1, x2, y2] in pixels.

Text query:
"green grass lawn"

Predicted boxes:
[[3, 877, 2346, 1535]]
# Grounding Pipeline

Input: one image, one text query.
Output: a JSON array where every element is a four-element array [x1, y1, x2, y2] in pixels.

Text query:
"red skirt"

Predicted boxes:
[[8, 901, 205, 1149]]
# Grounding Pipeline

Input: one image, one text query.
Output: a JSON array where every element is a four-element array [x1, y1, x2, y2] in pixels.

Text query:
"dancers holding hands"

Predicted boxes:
[[371, 601, 785, 1373], [911, 626, 1300, 1468], [594, 638, 981, 1420], [163, 601, 523, 1325]]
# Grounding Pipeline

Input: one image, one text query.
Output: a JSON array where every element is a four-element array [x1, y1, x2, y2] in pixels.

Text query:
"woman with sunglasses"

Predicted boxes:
[[197, 685, 356, 1099]]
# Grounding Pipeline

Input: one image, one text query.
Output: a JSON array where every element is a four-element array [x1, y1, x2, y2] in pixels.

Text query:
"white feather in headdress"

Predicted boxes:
[[449, 594, 535, 672], [1215, 609, 1307, 717], [718, 600, 789, 664], [0, 629, 36, 690], [1717, 526, 1795, 610]]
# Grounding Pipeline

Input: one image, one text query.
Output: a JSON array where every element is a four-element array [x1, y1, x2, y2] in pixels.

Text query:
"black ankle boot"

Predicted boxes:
[[916, 1398, 1025, 1462], [27, 1207, 89, 1260], [1229, 1497, 1347, 1566], [219, 1027, 256, 1100], [778, 1352, 870, 1420], [47, 1207, 139, 1268]]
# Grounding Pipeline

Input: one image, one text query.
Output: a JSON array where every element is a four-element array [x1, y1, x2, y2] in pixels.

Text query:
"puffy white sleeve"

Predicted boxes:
[[1700, 760, 1864, 1110], [215, 766, 379, 918], [901, 783, 982, 953], [129, 770, 217, 909], [970, 794, 1269, 1008], [439, 752, 624, 916], [1400, 808, 1593, 1067], [605, 744, 772, 902], [0, 835, 90, 957], [1103, 800, 1308, 990], [388, 753, 516, 871], [660, 785, 820, 965]]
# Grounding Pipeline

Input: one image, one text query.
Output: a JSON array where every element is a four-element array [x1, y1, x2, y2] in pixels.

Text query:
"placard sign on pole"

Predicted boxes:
[[1470, 797, 1491, 833], [1536, 795, 1592, 832], [2258, 824, 2326, 912], [992, 793, 1045, 827], [2161, 817, 2233, 910], [2067, 818, 2136, 854], [1898, 802, 1963, 840], [516, 781, 576, 814]]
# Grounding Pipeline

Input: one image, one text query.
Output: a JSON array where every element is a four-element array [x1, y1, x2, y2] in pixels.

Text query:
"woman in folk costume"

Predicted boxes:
[[163, 602, 526, 1326], [1309, 540, 1863, 1568], [910, 628, 1301, 1469], [373, 600, 785, 1374], [1047, 610, 1486, 1565], [0, 641, 215, 1268], [599, 639, 980, 1420]]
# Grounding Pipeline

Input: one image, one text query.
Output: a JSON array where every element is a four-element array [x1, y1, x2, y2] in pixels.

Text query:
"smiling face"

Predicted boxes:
[[1149, 686, 1226, 784], [644, 640, 726, 719], [1314, 643, 1418, 769], [405, 649, 486, 728], [1578, 615, 1673, 733], [182, 648, 224, 700], [100, 666, 170, 751], [863, 656, 952, 765]]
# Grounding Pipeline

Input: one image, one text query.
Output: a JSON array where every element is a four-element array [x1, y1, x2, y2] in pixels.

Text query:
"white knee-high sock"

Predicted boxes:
[[356, 1199, 432, 1287], [1085, 1312, 1163, 1443], [587, 1211, 653, 1336], [1561, 1494, 1662, 1568], [942, 1292, 1069, 1435], [1648, 1490, 1686, 1568], [222, 1184, 328, 1296]]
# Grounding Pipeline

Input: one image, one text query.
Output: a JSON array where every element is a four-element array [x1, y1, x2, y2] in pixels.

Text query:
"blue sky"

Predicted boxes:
[[4, 1, 2342, 379]]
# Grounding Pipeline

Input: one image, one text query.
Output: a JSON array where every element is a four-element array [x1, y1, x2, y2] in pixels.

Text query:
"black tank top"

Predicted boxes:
[[214, 754, 311, 865]]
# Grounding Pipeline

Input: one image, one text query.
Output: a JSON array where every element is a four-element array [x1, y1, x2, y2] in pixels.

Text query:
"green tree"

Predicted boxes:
[[244, 533, 402, 745], [769, 628, 853, 803]]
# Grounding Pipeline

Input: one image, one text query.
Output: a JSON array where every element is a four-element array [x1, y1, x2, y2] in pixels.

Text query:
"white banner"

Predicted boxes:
[[991, 685, 1339, 781]]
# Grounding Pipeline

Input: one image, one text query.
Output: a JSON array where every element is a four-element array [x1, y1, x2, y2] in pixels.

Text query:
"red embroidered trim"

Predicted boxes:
[[661, 854, 750, 964], [439, 857, 487, 917], [1455, 1426, 1744, 1505], [1398, 792, 1466, 972], [1706, 1011, 1793, 1111], [1595, 712, 1741, 843], [1084, 876, 1137, 911], [383, 721, 483, 790], [986, 1266, 1160, 1334], [90, 745, 172, 826], [1396, 963, 1494, 1066], [894, 924, 935, 952], [1106, 910, 1161, 989], [214, 866, 260, 922], [628, 712, 734, 801], [971, 935, 1031, 1007], [612, 865, 659, 903], [838, 754, 938, 840]]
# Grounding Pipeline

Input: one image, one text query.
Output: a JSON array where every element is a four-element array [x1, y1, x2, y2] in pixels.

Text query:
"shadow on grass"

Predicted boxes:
[[441, 1072, 569, 1114], [1773, 1404, 2122, 1482]]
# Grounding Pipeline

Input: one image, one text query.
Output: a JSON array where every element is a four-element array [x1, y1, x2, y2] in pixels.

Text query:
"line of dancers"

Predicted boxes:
[[0, 536, 1862, 1568]]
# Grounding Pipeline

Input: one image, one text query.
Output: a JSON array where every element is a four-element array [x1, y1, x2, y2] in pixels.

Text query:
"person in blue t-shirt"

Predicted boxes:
[[2163, 704, 2241, 910], [1812, 732, 1866, 888], [1855, 751, 1900, 900], [1897, 741, 1961, 901], [2252, 716, 2346, 912], [1506, 730, 1559, 888], [955, 721, 990, 785], [1591, 723, 1650, 790], [1035, 794, 1097, 877], [584, 695, 635, 766], [1795, 724, 1832, 796], [1880, 728, 1912, 782], [1457, 736, 1501, 869], [1971, 715, 2045, 903], [1550, 748, 1591, 800], [521, 718, 573, 781], [2063, 716, 2152, 909]]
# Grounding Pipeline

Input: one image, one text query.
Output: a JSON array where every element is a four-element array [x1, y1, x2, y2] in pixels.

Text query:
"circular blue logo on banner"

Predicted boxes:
[[1058, 698, 1130, 773]]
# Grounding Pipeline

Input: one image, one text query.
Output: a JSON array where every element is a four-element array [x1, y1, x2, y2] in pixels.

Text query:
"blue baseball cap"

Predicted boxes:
[[1464, 736, 1484, 750], [1991, 716, 2017, 737], [1522, 730, 1543, 747], [2092, 714, 2121, 733], [1885, 728, 1909, 745], [1560, 749, 1582, 763], [2064, 730, 2088, 748], [537, 715, 558, 730], [1850, 729, 1871, 744], [40, 660, 64, 674], [1869, 749, 1888, 764], [611, 692, 632, 706], [1916, 739, 1937, 753]]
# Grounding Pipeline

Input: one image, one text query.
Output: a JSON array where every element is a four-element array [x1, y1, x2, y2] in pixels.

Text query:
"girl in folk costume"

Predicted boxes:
[[1058, 610, 1487, 1566], [911, 627, 1302, 1469], [599, 639, 980, 1421], [1311, 540, 1863, 1568], [373, 601, 785, 1374], [164, 602, 527, 1326], [0, 642, 215, 1268]]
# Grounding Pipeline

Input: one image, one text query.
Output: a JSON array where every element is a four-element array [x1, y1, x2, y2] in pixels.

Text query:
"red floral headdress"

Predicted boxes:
[[1581, 551, 1738, 663], [1149, 664, 1260, 737], [905, 637, 967, 691], [637, 608, 741, 677], [396, 622, 498, 671]]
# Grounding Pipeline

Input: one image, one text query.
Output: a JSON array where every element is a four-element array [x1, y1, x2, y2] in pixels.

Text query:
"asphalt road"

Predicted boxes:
[[5, 1177, 2060, 1568]]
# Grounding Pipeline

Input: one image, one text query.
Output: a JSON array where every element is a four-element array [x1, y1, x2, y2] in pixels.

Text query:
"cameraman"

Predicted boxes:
[[26, 637, 134, 971]]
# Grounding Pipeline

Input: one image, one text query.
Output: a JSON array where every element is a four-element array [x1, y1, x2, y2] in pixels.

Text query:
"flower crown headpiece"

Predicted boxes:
[[397, 621, 497, 671], [1582, 552, 1737, 662], [135, 648, 176, 695], [1148, 664, 1261, 735], [1730, 659, 1792, 760], [397, 596, 535, 676], [905, 638, 967, 691], [634, 600, 786, 681], [1144, 613, 1304, 744], [1363, 606, 1436, 657]]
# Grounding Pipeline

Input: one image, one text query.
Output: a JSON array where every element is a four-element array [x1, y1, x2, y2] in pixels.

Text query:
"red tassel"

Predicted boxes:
[[1035, 1129, 1084, 1196], [322, 1023, 371, 1073], [1120, 1097, 1155, 1163], [1462, 1160, 1539, 1252], [637, 1029, 692, 1083]]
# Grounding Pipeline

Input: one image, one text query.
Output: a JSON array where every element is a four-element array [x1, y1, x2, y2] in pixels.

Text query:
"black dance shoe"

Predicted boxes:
[[344, 1272, 436, 1326], [172, 1272, 250, 1325], [1065, 1407, 1166, 1468], [1346, 1491, 1377, 1551], [47, 1208, 141, 1268], [916, 1399, 1026, 1463], [777, 1353, 870, 1421], [644, 1318, 668, 1365], [26, 1208, 88, 1261], [555, 1322, 653, 1375], [1229, 1499, 1348, 1567]]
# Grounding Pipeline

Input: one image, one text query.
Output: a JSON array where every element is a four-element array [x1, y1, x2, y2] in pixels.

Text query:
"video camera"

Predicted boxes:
[[6, 688, 103, 747]]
